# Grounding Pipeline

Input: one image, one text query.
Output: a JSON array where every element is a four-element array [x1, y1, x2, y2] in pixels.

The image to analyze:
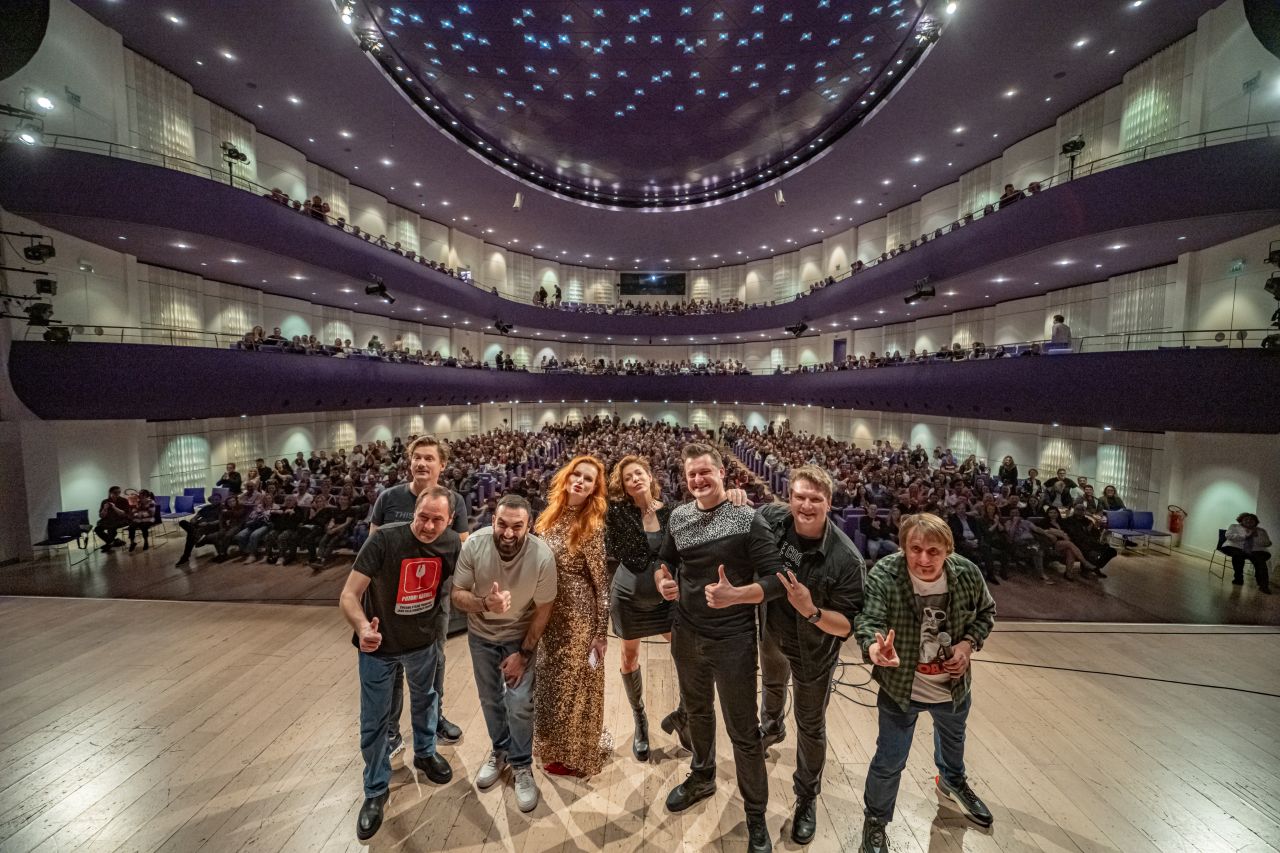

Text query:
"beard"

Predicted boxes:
[[496, 536, 524, 559]]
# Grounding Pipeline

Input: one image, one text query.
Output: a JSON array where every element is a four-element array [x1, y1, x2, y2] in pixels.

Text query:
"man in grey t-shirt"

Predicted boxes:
[[451, 495, 557, 813], [370, 436, 470, 752]]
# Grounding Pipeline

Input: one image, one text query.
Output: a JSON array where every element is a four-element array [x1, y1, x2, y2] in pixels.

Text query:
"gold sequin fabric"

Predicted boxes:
[[534, 505, 613, 775]]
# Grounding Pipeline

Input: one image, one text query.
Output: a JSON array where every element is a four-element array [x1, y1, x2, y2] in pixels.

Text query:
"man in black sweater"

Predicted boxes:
[[656, 442, 786, 853]]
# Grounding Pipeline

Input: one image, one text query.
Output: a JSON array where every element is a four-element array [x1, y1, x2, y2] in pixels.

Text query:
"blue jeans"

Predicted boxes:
[[358, 642, 440, 798], [388, 638, 448, 740], [864, 690, 971, 823], [467, 633, 535, 767]]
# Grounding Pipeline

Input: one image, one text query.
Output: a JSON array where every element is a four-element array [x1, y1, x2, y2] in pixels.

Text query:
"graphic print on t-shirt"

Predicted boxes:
[[397, 557, 442, 615], [915, 593, 950, 676]]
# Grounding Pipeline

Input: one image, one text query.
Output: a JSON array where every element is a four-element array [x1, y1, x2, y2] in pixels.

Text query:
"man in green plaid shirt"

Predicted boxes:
[[854, 513, 996, 853]]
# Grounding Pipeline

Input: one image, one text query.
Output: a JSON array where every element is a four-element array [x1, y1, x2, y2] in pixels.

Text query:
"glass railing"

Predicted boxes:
[[8, 120, 1279, 313], [1076, 327, 1278, 352]]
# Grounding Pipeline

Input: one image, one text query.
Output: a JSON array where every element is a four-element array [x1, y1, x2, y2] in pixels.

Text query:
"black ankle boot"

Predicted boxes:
[[660, 704, 692, 751], [620, 668, 650, 762]]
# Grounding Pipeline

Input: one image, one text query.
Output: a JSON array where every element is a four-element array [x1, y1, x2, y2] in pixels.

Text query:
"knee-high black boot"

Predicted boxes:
[[621, 668, 650, 762]]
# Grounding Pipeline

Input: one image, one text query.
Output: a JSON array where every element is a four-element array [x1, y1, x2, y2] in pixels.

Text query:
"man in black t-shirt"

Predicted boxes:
[[339, 486, 461, 841], [369, 436, 471, 752], [95, 486, 131, 551]]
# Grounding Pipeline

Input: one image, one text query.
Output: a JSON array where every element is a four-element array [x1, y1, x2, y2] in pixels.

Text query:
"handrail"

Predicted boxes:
[[10, 120, 1280, 312], [15, 321, 1274, 368]]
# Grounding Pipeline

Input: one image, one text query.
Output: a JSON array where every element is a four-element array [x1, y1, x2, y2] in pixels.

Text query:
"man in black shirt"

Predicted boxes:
[[656, 443, 786, 853], [216, 462, 243, 495], [756, 466, 864, 845], [95, 486, 131, 551], [369, 436, 471, 751], [339, 486, 462, 841], [174, 490, 223, 565]]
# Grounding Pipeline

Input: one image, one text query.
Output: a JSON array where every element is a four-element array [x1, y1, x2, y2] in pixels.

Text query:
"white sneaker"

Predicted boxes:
[[476, 749, 507, 790], [513, 765, 539, 813]]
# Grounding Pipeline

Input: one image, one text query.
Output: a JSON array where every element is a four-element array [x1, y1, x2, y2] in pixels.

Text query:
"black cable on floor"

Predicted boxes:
[[972, 658, 1280, 698]]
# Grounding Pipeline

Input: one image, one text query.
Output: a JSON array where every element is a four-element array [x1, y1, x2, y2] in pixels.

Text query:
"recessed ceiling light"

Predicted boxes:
[[195, 60, 203, 66], [339, 130, 352, 138], [1108, 243, 1126, 250], [166, 13, 183, 24], [287, 95, 301, 105], [910, 155, 923, 163], [1004, 89, 1017, 98], [381, 158, 392, 166], [221, 50, 235, 61], [1074, 38, 1089, 48], [953, 126, 965, 134]]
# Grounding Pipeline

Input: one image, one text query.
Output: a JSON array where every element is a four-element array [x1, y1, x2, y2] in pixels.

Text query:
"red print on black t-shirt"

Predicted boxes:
[[396, 557, 442, 616]]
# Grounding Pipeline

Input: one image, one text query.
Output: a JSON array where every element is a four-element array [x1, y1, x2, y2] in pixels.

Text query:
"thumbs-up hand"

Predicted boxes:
[[704, 564, 739, 609], [359, 616, 382, 652], [484, 580, 512, 614], [655, 564, 679, 601], [869, 628, 900, 668]]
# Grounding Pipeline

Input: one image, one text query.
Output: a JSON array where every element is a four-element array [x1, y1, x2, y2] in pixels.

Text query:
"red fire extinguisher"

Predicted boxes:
[[1167, 505, 1187, 548]]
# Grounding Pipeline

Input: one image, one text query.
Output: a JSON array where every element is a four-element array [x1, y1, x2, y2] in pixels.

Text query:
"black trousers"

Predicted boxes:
[[1223, 547, 1271, 588], [760, 627, 835, 799], [672, 623, 768, 819], [177, 519, 218, 559]]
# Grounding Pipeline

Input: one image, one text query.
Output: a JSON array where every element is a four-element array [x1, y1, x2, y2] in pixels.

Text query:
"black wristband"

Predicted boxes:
[[519, 647, 534, 660]]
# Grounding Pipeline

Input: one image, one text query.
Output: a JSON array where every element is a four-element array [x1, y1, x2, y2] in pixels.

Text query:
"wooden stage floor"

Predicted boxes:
[[0, 596, 1277, 852]]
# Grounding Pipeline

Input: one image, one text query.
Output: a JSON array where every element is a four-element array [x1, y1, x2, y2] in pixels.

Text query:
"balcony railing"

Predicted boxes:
[[15, 322, 1274, 375], [7, 120, 1279, 312]]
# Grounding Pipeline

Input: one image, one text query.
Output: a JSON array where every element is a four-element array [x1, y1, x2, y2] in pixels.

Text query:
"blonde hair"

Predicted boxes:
[[898, 512, 954, 553], [535, 455, 608, 551], [608, 455, 661, 502], [789, 465, 833, 501]]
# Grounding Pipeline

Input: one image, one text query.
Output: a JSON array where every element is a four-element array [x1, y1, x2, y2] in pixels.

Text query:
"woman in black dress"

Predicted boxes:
[[604, 455, 674, 762]]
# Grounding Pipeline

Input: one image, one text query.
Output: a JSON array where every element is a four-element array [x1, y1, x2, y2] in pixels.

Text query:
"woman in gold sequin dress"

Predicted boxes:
[[533, 455, 612, 777]]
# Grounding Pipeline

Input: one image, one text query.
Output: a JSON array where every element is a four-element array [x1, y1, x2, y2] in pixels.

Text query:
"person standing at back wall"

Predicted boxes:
[[369, 436, 471, 753]]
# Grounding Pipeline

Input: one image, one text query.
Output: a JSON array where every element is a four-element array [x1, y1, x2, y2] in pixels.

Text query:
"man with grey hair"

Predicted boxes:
[[339, 486, 462, 840]]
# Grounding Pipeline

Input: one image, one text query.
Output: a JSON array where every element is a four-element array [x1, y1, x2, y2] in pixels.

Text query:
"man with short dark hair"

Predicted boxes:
[[756, 465, 865, 845], [370, 435, 470, 749], [340, 487, 462, 840], [175, 491, 224, 565], [95, 486, 131, 551], [855, 513, 996, 853], [656, 442, 787, 852], [451, 494, 557, 813], [217, 462, 243, 495]]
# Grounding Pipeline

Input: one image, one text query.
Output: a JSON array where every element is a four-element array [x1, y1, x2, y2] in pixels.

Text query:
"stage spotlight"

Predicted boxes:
[[42, 326, 71, 343], [785, 322, 809, 338], [78, 259, 94, 273], [1266, 239, 1279, 267], [23, 303, 54, 326], [1061, 135, 1086, 156], [22, 239, 55, 263], [16, 123, 41, 146], [905, 277, 936, 305], [774, 189, 786, 207], [365, 281, 394, 303], [513, 192, 523, 212], [34, 278, 57, 296]]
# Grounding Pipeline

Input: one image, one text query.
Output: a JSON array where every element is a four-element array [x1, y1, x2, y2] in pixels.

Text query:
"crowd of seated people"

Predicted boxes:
[[534, 290, 753, 316], [723, 422, 1125, 586], [773, 340, 1058, 374], [110, 417, 742, 570], [540, 356, 752, 375], [259, 175, 1039, 314], [260, 189, 470, 283]]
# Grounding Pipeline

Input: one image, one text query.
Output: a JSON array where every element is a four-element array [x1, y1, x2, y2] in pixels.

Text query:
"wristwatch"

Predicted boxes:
[[519, 646, 535, 660], [806, 609, 823, 624]]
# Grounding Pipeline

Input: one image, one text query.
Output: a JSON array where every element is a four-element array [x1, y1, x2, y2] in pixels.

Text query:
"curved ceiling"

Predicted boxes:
[[65, 0, 1221, 264], [360, 0, 935, 207]]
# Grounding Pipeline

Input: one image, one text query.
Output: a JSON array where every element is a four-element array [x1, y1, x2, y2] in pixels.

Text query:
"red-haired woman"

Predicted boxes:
[[533, 455, 612, 776]]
